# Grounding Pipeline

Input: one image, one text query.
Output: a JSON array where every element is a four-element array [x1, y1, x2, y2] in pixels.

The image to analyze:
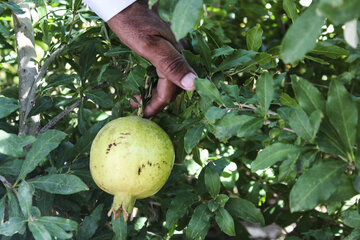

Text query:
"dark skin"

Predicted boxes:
[[107, 0, 197, 117]]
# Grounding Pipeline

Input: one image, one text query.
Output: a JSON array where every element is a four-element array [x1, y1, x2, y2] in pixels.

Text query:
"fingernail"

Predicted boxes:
[[180, 73, 196, 91]]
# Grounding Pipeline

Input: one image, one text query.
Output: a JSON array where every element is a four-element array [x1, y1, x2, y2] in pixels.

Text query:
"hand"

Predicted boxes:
[[107, 1, 197, 117]]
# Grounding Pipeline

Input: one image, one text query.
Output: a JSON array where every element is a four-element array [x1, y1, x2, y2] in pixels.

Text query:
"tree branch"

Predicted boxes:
[[37, 99, 82, 136], [13, 1, 39, 136], [35, 45, 67, 85]]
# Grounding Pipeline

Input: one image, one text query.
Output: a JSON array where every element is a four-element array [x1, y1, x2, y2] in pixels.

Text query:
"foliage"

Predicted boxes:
[[0, 0, 360, 239]]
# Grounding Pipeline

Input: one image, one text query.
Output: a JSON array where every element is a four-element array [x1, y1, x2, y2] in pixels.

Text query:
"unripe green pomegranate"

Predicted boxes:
[[90, 116, 174, 219]]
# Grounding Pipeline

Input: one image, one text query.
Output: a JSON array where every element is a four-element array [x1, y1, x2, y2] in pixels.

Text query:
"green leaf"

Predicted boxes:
[[205, 164, 221, 198], [215, 207, 236, 236], [225, 198, 265, 226], [289, 160, 346, 212], [280, 93, 298, 107], [0, 22, 10, 37], [246, 25, 263, 51], [327, 174, 357, 202], [317, 119, 348, 157], [18, 181, 34, 218], [305, 55, 330, 65], [45, 74, 79, 89], [288, 107, 314, 142], [207, 200, 220, 212], [38, 220, 72, 239], [215, 194, 229, 207], [29, 174, 88, 195], [186, 204, 212, 240], [17, 130, 67, 181], [344, 229, 360, 240], [278, 154, 300, 182], [190, 31, 212, 71], [256, 72, 274, 116], [326, 79, 358, 160], [318, 0, 360, 25], [85, 89, 114, 108], [73, 120, 108, 155], [211, 46, 235, 58], [171, 0, 203, 40], [0, 97, 19, 119], [0, 160, 23, 177], [236, 117, 263, 138], [283, 0, 298, 22], [204, 106, 226, 124], [309, 110, 322, 139], [251, 143, 304, 171], [184, 124, 204, 154], [79, 41, 97, 79], [195, 78, 224, 105], [37, 216, 78, 231], [166, 194, 195, 228], [2, 2, 25, 14], [28, 221, 52, 240], [0, 130, 35, 157], [112, 214, 127, 240], [311, 42, 349, 59], [342, 211, 360, 228], [29, 96, 53, 116], [291, 76, 326, 114], [0, 196, 5, 222], [281, 4, 325, 64], [77, 204, 104, 240], [218, 49, 257, 71], [214, 114, 262, 140], [0, 217, 26, 236], [6, 188, 22, 218]]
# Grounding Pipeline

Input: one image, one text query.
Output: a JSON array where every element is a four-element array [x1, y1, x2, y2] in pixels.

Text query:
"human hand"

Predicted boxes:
[[107, 0, 197, 117]]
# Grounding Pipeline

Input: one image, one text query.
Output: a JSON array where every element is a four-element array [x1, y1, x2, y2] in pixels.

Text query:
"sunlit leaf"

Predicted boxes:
[[17, 130, 67, 181], [171, 0, 203, 40], [281, 4, 325, 63], [290, 160, 346, 212]]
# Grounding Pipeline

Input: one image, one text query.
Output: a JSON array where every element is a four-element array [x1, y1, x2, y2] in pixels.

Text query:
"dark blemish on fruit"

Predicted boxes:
[[147, 161, 152, 166], [106, 143, 114, 154], [162, 161, 167, 165], [142, 164, 145, 168], [138, 167, 141, 175], [113, 142, 117, 146]]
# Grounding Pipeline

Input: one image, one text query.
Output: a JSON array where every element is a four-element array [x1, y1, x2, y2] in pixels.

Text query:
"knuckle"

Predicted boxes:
[[159, 54, 187, 77], [137, 33, 161, 53]]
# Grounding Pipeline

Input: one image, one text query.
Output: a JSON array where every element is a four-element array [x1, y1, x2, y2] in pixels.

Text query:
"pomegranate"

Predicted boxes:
[[90, 116, 174, 219]]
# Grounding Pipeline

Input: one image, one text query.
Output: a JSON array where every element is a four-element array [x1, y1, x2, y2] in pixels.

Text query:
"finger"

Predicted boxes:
[[143, 75, 179, 117], [129, 95, 141, 108], [139, 38, 197, 91]]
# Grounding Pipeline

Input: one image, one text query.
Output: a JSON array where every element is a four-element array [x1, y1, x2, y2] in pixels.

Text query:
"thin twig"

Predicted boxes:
[[35, 45, 67, 85], [37, 99, 82, 136], [233, 102, 278, 116], [65, 10, 77, 44], [0, 175, 12, 189], [102, 22, 118, 68]]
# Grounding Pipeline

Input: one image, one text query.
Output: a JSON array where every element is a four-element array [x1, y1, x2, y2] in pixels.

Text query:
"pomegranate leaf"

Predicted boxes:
[[28, 174, 88, 195]]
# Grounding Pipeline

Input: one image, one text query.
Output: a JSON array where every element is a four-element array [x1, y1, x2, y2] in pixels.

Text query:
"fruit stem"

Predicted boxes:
[[109, 193, 136, 221]]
